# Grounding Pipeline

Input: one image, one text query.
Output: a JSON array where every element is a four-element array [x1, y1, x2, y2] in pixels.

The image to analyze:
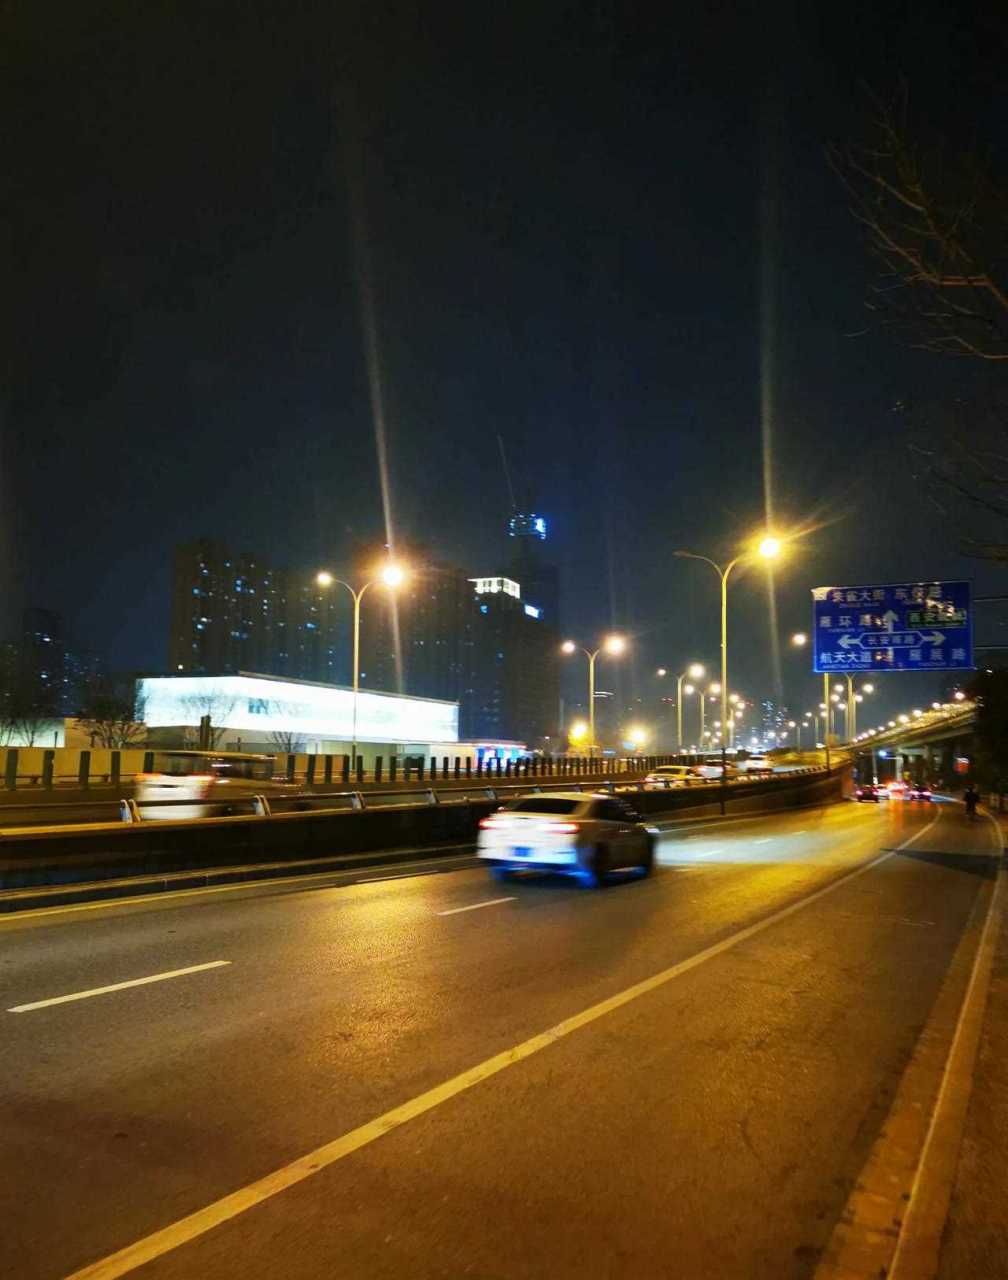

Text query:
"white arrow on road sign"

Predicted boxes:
[[835, 630, 946, 651]]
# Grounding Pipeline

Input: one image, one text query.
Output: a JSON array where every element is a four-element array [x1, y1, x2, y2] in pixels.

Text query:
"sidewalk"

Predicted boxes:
[[936, 815, 1008, 1278]]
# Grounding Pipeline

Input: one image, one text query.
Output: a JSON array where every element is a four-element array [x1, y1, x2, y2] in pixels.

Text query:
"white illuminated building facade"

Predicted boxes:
[[140, 672, 460, 755]]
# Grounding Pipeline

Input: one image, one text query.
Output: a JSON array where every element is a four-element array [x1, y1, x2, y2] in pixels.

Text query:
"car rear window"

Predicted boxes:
[[507, 798, 581, 815], [592, 799, 636, 821]]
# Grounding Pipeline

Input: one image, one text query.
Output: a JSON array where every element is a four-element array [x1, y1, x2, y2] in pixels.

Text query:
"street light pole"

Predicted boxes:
[[675, 662, 705, 755], [561, 636, 626, 755], [674, 537, 781, 748], [317, 564, 405, 772], [588, 648, 597, 751], [845, 674, 857, 741], [822, 674, 832, 770]]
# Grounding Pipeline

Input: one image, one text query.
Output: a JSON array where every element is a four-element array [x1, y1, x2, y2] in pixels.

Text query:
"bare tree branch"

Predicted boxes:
[[830, 90, 1008, 361]]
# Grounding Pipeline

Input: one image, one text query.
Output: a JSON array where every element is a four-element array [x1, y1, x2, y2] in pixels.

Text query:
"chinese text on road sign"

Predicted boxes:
[[811, 581, 973, 674]]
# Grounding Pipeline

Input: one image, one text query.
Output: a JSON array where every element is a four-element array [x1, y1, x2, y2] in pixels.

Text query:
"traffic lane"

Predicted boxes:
[[0, 847, 483, 991], [0, 804, 908, 1077], [128, 808, 991, 1280], [0, 803, 906, 1095], [0, 801, 864, 1001], [4, 807, 925, 1278], [0, 803, 890, 1028]]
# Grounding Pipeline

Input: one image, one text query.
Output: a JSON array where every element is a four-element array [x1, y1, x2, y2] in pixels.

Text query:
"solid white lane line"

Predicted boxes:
[[63, 814, 939, 1280], [754, 838, 772, 844], [7, 961, 231, 1014], [437, 897, 515, 917]]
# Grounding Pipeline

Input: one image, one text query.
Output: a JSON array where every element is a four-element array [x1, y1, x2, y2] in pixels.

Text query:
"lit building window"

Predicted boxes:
[[469, 576, 521, 598]]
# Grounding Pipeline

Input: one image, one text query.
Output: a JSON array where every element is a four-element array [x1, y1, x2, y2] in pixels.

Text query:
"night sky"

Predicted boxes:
[[4, 1, 1006, 731]]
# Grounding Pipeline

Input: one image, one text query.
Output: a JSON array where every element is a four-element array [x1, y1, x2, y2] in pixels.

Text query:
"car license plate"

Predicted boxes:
[[512, 846, 532, 858]]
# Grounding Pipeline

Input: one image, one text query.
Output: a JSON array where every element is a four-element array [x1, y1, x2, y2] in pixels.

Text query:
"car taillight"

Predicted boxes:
[[479, 817, 505, 829], [546, 821, 579, 834]]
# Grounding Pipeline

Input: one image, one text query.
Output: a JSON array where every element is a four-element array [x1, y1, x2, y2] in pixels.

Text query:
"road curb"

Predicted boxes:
[[0, 842, 477, 914]]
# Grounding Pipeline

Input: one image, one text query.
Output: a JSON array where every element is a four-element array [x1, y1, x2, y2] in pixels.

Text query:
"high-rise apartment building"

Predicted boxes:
[[169, 527, 562, 748], [169, 540, 344, 683]]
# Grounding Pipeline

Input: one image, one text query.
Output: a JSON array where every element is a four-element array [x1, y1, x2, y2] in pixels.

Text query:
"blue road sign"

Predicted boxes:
[[811, 581, 973, 674]]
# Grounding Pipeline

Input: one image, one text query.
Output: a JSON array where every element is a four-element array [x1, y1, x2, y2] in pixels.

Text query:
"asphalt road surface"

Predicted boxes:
[[1, 798, 1001, 1280]]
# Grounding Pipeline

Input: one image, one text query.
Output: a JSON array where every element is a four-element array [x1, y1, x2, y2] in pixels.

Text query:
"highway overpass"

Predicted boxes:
[[849, 700, 977, 783]]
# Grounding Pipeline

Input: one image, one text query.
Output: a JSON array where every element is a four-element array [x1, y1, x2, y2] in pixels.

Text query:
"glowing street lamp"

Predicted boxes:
[[316, 560, 408, 767], [561, 634, 627, 752], [699, 681, 721, 744], [791, 632, 807, 647], [674, 662, 705, 753], [673, 533, 785, 747]]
